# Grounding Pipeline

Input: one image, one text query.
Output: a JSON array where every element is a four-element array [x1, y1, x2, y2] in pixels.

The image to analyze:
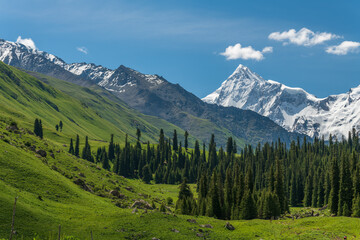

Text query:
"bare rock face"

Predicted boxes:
[[109, 190, 120, 197], [225, 222, 235, 230], [187, 219, 197, 223], [130, 199, 153, 210], [36, 149, 47, 157], [200, 224, 213, 229], [132, 207, 138, 214], [73, 178, 93, 192]]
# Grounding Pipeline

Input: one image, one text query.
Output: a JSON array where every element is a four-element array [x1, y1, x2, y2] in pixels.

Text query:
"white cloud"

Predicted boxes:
[[269, 28, 340, 46], [262, 46, 273, 53], [76, 46, 88, 54], [220, 43, 273, 61], [326, 41, 360, 55], [16, 36, 36, 49]]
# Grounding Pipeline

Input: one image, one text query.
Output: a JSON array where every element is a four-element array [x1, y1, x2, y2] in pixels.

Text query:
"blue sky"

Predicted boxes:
[[1, 0, 360, 98]]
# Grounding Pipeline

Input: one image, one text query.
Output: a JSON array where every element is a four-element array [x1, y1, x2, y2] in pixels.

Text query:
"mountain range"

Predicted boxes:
[[203, 64, 360, 139], [0, 38, 303, 147]]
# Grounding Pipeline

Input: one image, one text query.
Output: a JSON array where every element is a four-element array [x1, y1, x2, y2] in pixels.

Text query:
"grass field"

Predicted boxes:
[[1, 119, 360, 240]]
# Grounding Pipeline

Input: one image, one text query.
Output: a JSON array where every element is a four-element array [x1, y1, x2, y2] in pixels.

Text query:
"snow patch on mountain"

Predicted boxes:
[[203, 64, 360, 139]]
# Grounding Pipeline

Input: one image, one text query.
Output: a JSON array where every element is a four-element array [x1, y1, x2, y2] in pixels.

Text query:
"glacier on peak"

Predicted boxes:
[[203, 64, 360, 139]]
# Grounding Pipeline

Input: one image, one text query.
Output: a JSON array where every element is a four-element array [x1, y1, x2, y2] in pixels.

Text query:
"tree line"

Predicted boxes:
[[64, 123, 360, 220]]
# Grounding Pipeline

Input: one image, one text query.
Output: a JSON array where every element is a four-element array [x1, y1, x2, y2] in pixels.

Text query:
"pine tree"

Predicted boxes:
[[68, 138, 74, 155], [224, 168, 233, 219], [34, 119, 43, 139], [239, 189, 257, 220], [136, 128, 141, 142], [34, 119, 39, 136], [142, 164, 152, 184], [176, 179, 195, 215], [101, 150, 110, 170], [74, 134, 80, 157], [108, 134, 115, 161], [206, 171, 221, 218], [59, 120, 63, 131], [184, 131, 189, 151], [81, 136, 93, 162], [39, 120, 43, 139], [274, 158, 287, 213], [55, 124, 59, 131], [338, 154, 353, 216], [226, 137, 233, 155], [329, 157, 340, 215], [290, 173, 297, 206], [173, 130, 178, 151], [352, 194, 360, 217], [159, 129, 165, 151]]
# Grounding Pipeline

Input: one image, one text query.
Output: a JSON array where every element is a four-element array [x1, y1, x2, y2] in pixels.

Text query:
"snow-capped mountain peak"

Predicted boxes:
[[203, 65, 360, 139]]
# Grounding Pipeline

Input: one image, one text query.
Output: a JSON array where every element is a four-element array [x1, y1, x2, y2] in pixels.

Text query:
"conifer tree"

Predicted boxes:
[[39, 120, 43, 139], [142, 164, 152, 184], [176, 179, 195, 215], [338, 154, 353, 216], [68, 138, 74, 155], [34, 119, 39, 136], [184, 130, 189, 150], [352, 194, 360, 217], [173, 130, 178, 151], [239, 190, 257, 220], [55, 124, 59, 131], [101, 150, 110, 170], [81, 136, 93, 162], [290, 173, 297, 206], [329, 157, 340, 215], [136, 128, 141, 142], [59, 120, 63, 131], [74, 134, 80, 157], [159, 129, 165, 151], [206, 171, 221, 218], [108, 134, 115, 161]]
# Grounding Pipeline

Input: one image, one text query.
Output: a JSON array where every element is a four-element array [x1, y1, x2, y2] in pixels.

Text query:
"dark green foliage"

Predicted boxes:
[[81, 136, 93, 162], [176, 180, 196, 215], [59, 120, 63, 131], [160, 202, 166, 212], [33, 118, 43, 139], [338, 154, 353, 216], [108, 134, 115, 161], [184, 130, 189, 150], [330, 158, 340, 215], [74, 134, 80, 157], [55, 124, 59, 131], [64, 127, 360, 221], [68, 138, 74, 155], [352, 194, 360, 217], [142, 164, 152, 184], [101, 149, 110, 170], [173, 130, 178, 151]]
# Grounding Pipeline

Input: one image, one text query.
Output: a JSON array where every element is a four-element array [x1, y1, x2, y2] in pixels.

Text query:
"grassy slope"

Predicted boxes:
[[1, 121, 360, 240], [0, 62, 194, 148], [26, 71, 244, 149]]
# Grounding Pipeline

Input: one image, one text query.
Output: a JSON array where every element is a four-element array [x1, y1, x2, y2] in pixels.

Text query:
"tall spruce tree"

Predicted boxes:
[[68, 138, 74, 155], [173, 130, 178, 151], [74, 134, 80, 157], [108, 134, 115, 161], [329, 157, 340, 215], [338, 154, 353, 216], [184, 131, 189, 151]]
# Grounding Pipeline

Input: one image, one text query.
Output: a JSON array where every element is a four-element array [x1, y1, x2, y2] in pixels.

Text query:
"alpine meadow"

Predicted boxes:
[[1, 1, 360, 239]]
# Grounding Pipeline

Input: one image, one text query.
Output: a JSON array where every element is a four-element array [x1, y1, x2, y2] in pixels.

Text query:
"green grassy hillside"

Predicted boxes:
[[1, 120, 360, 239], [0, 61, 194, 148]]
